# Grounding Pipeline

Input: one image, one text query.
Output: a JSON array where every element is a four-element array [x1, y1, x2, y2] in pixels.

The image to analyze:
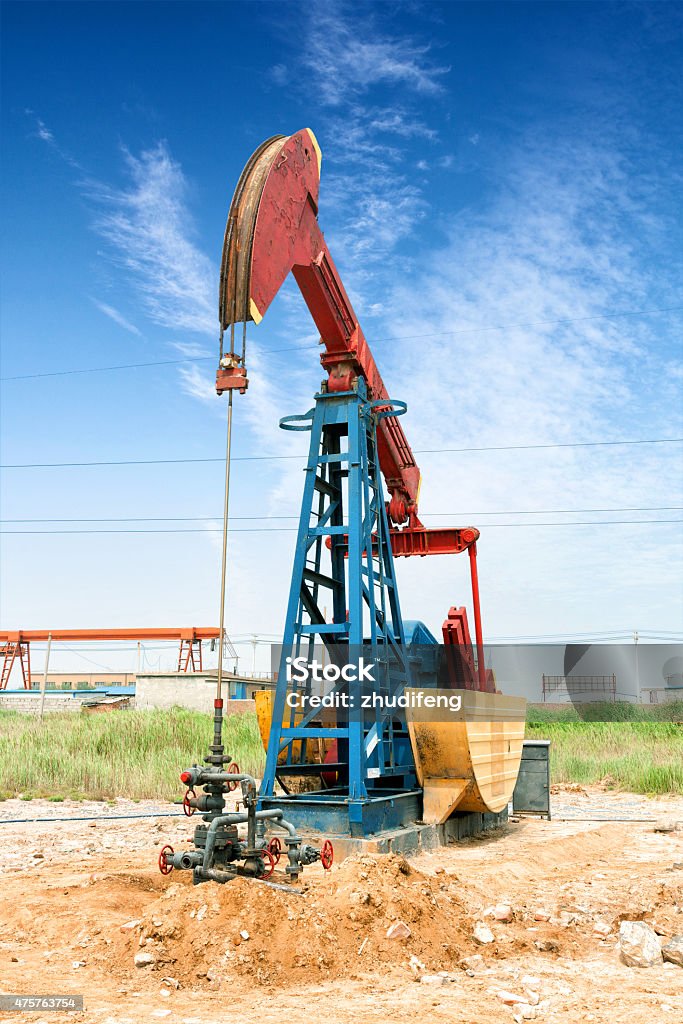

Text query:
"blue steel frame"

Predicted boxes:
[[259, 379, 418, 831]]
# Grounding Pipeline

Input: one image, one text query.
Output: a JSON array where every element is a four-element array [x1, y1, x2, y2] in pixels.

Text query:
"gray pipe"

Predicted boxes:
[[198, 771, 257, 787], [201, 808, 292, 869], [172, 850, 203, 870], [196, 866, 304, 893]]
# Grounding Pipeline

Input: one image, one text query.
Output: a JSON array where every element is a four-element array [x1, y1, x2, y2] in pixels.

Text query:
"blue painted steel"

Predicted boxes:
[[259, 380, 418, 834], [404, 620, 439, 645], [259, 789, 422, 837]]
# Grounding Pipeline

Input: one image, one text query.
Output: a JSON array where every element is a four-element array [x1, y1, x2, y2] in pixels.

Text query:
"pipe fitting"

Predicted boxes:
[[172, 849, 203, 871]]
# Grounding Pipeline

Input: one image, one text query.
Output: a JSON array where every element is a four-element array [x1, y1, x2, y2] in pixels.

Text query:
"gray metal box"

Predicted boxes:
[[512, 739, 551, 818]]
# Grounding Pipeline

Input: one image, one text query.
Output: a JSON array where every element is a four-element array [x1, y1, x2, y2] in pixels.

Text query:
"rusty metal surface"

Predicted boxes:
[[218, 134, 287, 330], [229, 130, 421, 523]]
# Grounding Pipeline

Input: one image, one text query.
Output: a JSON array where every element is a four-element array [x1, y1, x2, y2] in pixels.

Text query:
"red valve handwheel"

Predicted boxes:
[[260, 847, 275, 879], [183, 787, 197, 817], [227, 762, 240, 792], [320, 839, 334, 870], [158, 844, 174, 875], [267, 836, 282, 864]]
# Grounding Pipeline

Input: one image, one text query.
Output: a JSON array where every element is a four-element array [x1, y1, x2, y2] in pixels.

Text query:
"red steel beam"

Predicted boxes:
[[390, 526, 479, 558], [0, 628, 220, 643], [0, 628, 221, 690]]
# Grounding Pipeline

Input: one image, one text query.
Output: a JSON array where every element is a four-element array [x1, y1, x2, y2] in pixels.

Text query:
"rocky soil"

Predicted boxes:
[[0, 786, 681, 1023]]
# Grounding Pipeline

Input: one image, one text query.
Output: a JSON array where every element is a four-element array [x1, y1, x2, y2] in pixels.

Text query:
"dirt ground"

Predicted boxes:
[[1, 786, 681, 1023]]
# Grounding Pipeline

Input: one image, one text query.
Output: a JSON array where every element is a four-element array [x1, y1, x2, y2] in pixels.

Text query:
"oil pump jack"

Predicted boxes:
[[160, 130, 524, 880]]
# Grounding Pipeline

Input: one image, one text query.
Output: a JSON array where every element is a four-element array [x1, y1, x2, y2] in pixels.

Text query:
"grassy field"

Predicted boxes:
[[525, 721, 682, 795], [525, 702, 683, 795], [528, 700, 683, 723], [0, 707, 265, 802], [0, 705, 680, 801]]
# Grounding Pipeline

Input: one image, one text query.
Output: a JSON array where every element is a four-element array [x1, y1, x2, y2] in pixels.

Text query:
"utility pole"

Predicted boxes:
[[251, 634, 257, 677], [39, 634, 52, 721], [634, 630, 640, 703]]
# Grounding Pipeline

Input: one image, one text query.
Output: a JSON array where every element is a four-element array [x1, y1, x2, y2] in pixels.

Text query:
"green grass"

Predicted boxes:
[[525, 720, 683, 795], [0, 705, 680, 800], [0, 707, 265, 802], [528, 700, 683, 723]]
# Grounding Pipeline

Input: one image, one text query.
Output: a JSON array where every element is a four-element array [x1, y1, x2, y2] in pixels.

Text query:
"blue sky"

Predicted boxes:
[[1, 1, 682, 675]]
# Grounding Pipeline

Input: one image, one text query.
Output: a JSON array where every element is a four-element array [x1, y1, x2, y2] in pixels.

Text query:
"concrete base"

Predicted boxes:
[[308, 807, 509, 861]]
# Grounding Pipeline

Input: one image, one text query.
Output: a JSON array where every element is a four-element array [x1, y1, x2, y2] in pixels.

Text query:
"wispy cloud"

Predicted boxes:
[[324, 171, 426, 260], [328, 105, 438, 165], [304, 3, 448, 106], [170, 340, 211, 358], [294, 6, 449, 286], [380, 134, 682, 630], [27, 111, 82, 169], [177, 364, 216, 403], [35, 118, 55, 143], [91, 298, 142, 336], [270, 63, 288, 87], [365, 108, 438, 141], [90, 142, 216, 336]]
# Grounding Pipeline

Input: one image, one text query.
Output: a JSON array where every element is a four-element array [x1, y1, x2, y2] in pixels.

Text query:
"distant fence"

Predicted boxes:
[[542, 674, 617, 702], [641, 687, 683, 705]]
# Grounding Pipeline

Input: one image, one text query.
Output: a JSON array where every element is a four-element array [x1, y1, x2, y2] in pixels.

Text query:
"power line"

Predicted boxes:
[[23, 633, 681, 648], [487, 631, 680, 640], [2, 518, 682, 535], [0, 343, 313, 382], [2, 303, 682, 382], [3, 437, 682, 470], [1, 506, 681, 525]]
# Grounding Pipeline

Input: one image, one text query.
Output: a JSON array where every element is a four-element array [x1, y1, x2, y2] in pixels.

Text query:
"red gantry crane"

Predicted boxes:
[[0, 628, 221, 690]]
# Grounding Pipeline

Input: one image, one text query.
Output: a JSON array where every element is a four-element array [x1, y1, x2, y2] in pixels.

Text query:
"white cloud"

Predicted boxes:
[[376, 136, 683, 634], [305, 3, 448, 106], [178, 364, 216, 403], [270, 63, 288, 86], [36, 119, 55, 143], [170, 340, 211, 357], [90, 142, 216, 336], [295, 7, 448, 295], [367, 110, 438, 141], [91, 298, 142, 336], [325, 173, 426, 261], [28, 113, 81, 169]]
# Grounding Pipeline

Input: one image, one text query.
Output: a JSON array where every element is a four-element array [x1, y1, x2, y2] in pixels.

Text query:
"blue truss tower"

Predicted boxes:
[[258, 378, 421, 836]]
